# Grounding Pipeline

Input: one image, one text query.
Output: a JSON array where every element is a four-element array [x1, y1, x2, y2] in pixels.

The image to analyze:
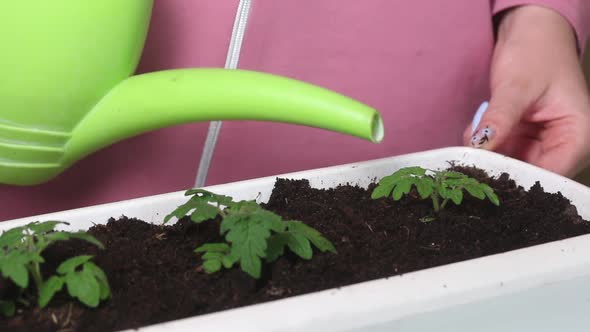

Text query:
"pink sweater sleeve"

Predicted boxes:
[[493, 0, 590, 52]]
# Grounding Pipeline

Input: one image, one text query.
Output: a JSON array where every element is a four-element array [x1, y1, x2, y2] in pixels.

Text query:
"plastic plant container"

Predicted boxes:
[[2, 147, 590, 332]]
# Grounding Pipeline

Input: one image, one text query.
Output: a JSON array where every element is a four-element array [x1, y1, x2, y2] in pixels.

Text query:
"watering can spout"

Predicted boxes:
[[1, 69, 384, 185]]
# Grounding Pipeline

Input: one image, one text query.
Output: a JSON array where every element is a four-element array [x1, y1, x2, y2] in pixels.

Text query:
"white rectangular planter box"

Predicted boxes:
[[3, 147, 590, 332]]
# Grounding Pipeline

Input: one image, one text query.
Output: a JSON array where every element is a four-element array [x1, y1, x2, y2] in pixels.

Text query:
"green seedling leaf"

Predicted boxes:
[[415, 177, 434, 199], [165, 197, 217, 224], [65, 266, 101, 308], [0, 251, 32, 288], [195, 243, 230, 254], [84, 262, 111, 300], [57, 255, 93, 275], [0, 227, 25, 248], [173, 190, 337, 279], [370, 182, 394, 199], [185, 189, 234, 206], [195, 243, 233, 274], [1, 263, 28, 288], [164, 189, 232, 224], [464, 184, 486, 200], [482, 184, 500, 206], [285, 233, 312, 259], [190, 203, 220, 223], [26, 221, 68, 234], [373, 167, 500, 216], [442, 171, 468, 179], [202, 259, 222, 273], [286, 221, 336, 254], [395, 166, 427, 177], [0, 300, 15, 317], [39, 276, 64, 308], [225, 217, 272, 279], [449, 189, 463, 205], [392, 178, 413, 200], [221, 256, 235, 269], [45, 231, 71, 242], [0, 223, 111, 311], [265, 234, 288, 262]]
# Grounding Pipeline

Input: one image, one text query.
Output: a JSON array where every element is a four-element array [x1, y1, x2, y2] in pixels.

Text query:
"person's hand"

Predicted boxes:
[[464, 5, 590, 177]]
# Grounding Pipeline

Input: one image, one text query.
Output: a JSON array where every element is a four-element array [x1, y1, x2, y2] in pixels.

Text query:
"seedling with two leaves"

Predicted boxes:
[[372, 167, 499, 221], [164, 189, 337, 279], [0, 221, 110, 316]]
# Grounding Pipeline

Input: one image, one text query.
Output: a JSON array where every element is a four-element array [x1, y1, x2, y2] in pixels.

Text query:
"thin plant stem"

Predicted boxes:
[[431, 194, 440, 213]]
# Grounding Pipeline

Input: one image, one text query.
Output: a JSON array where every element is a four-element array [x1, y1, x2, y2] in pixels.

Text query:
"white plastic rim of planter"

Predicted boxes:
[[3, 147, 590, 332]]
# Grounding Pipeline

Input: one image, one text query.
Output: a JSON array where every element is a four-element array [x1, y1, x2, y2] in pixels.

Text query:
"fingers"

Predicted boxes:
[[463, 82, 534, 151]]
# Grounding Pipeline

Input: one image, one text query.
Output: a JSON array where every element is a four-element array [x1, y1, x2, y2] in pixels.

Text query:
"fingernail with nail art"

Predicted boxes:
[[471, 101, 488, 135], [470, 126, 494, 148]]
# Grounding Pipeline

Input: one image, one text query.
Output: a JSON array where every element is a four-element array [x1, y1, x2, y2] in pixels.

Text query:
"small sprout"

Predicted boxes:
[[166, 190, 337, 279], [372, 167, 499, 214], [0, 221, 110, 315]]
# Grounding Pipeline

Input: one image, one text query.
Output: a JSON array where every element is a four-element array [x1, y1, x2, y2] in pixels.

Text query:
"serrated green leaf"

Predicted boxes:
[[415, 178, 434, 199], [39, 276, 64, 308], [0, 251, 30, 288], [439, 184, 451, 199], [202, 259, 222, 273], [202, 252, 225, 261], [397, 166, 427, 176], [481, 184, 500, 206], [265, 233, 288, 262], [57, 255, 93, 275], [250, 209, 285, 233], [190, 202, 220, 223], [285, 233, 312, 259], [392, 178, 413, 200], [185, 188, 213, 196], [371, 182, 394, 199], [68, 232, 104, 249], [449, 189, 463, 205], [194, 243, 230, 253], [219, 214, 242, 235], [1, 260, 28, 288], [23, 252, 44, 264], [222, 256, 236, 268], [0, 227, 25, 248], [286, 221, 336, 253], [443, 179, 466, 187], [225, 217, 272, 279], [464, 184, 485, 200], [163, 202, 194, 224], [442, 171, 468, 179], [0, 300, 15, 317], [375, 174, 400, 187], [84, 262, 110, 300], [165, 194, 223, 224], [65, 268, 100, 308], [185, 189, 234, 206], [26, 221, 68, 234], [45, 231, 71, 242]]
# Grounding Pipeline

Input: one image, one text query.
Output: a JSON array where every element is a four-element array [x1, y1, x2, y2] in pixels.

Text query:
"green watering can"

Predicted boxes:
[[0, 1, 384, 186]]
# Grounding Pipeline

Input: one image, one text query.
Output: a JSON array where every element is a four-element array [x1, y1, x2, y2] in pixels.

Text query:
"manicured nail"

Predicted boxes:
[[471, 101, 489, 135], [470, 126, 494, 148]]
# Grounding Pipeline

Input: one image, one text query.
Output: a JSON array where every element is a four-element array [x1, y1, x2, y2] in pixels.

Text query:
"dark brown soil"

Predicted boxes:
[[1, 166, 589, 331]]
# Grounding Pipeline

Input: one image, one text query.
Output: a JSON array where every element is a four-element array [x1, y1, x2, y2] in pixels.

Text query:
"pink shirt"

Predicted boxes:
[[1, 0, 588, 221]]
